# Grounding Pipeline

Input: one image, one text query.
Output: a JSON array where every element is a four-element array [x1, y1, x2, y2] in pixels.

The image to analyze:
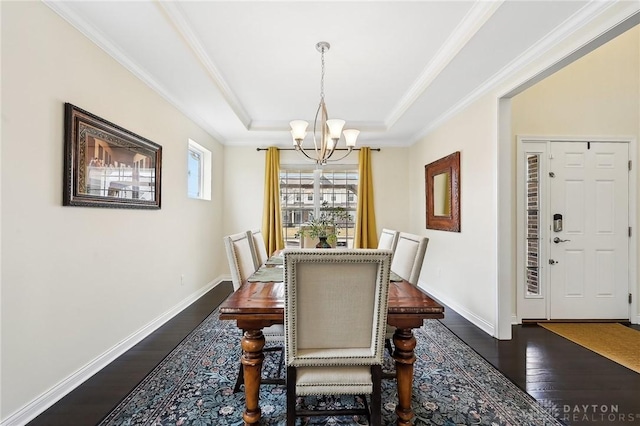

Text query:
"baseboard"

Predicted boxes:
[[418, 282, 496, 337], [1, 277, 226, 426]]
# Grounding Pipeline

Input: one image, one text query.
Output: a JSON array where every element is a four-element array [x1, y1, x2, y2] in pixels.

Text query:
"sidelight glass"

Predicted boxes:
[[525, 154, 541, 296]]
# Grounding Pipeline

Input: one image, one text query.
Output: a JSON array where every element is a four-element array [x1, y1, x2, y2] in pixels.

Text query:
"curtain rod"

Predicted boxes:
[[256, 147, 380, 152]]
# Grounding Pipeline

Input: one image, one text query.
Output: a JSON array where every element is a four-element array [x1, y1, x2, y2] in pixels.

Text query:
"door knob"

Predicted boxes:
[[549, 259, 558, 265], [553, 237, 571, 243]]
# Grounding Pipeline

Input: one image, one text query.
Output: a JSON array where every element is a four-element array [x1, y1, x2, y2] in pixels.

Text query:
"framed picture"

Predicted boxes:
[[425, 151, 460, 232], [63, 103, 162, 209]]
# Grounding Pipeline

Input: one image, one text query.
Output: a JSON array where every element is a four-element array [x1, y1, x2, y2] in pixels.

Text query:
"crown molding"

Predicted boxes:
[[410, 0, 638, 144], [385, 1, 503, 129], [157, 2, 252, 130], [43, 1, 225, 143], [248, 120, 388, 133]]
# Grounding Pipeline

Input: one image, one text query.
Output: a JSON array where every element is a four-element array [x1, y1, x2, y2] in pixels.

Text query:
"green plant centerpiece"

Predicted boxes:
[[297, 201, 350, 248]]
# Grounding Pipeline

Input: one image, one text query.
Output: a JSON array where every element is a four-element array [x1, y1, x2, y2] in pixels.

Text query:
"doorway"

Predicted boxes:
[[516, 137, 635, 321]]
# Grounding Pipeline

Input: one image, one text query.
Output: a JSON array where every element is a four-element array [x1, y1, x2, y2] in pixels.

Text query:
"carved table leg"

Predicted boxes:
[[393, 328, 417, 426], [241, 329, 265, 425]]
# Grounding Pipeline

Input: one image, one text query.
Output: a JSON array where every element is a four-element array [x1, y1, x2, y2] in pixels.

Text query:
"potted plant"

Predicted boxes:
[[297, 201, 350, 248]]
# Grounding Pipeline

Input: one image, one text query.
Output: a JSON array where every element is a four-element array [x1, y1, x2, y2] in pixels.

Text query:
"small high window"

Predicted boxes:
[[187, 139, 212, 200]]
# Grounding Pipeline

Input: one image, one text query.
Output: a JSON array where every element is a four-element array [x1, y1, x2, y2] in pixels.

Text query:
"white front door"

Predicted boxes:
[[548, 141, 629, 319]]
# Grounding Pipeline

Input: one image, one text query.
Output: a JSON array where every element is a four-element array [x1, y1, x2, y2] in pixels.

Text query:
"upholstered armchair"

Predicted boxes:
[[283, 249, 392, 426]]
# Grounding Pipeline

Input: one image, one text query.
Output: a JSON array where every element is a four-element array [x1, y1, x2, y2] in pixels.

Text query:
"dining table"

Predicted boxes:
[[219, 251, 445, 426]]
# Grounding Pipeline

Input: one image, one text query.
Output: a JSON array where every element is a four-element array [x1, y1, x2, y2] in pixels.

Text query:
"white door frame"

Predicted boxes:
[[516, 135, 637, 323]]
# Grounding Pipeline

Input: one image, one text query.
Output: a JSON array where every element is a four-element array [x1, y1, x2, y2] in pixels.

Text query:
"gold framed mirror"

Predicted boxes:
[[425, 151, 460, 232]]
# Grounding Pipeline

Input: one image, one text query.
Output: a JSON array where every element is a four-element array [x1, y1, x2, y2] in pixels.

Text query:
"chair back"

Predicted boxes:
[[390, 232, 429, 285], [283, 249, 392, 367], [377, 228, 399, 252], [251, 228, 269, 268], [224, 231, 258, 291]]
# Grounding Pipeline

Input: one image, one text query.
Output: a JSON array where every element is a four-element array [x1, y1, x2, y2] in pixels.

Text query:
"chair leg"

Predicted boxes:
[[276, 346, 285, 379], [286, 366, 297, 426], [385, 338, 394, 357], [370, 365, 382, 426], [233, 362, 244, 393]]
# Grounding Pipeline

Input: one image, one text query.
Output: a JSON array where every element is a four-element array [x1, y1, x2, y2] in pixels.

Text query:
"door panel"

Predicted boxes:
[[549, 142, 629, 319]]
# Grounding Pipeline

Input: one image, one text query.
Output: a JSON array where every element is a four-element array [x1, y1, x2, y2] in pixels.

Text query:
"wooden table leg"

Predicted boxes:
[[241, 329, 265, 425], [393, 328, 417, 426]]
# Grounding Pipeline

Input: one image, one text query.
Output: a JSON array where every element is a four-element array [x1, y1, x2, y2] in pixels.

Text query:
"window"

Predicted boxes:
[[280, 167, 358, 248], [187, 139, 212, 200]]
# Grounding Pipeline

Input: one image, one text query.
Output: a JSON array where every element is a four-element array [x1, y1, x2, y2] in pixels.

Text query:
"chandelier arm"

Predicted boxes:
[[320, 101, 330, 160], [296, 145, 324, 164], [323, 146, 353, 163], [312, 101, 323, 156]]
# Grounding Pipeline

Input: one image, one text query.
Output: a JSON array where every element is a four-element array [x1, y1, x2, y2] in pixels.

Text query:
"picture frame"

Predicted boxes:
[[63, 103, 162, 209], [425, 151, 460, 232]]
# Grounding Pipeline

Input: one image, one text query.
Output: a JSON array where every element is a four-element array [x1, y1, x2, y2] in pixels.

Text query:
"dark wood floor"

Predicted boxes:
[[28, 282, 640, 426]]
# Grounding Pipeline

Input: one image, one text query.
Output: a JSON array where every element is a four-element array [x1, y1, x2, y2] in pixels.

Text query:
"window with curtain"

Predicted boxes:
[[280, 166, 358, 248]]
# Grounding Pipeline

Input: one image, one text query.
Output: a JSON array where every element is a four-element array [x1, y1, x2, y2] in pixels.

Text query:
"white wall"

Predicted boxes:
[[511, 26, 639, 321], [222, 146, 411, 240], [1, 2, 226, 421]]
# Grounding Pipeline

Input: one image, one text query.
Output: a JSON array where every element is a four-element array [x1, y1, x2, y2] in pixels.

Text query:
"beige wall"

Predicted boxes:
[[511, 26, 640, 320], [408, 14, 639, 336], [222, 146, 411, 239], [512, 27, 638, 136], [1, 2, 226, 420], [409, 95, 499, 333]]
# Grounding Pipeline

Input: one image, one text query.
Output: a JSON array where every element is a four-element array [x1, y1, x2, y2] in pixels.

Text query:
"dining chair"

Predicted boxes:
[[250, 228, 269, 268], [390, 232, 429, 286], [283, 249, 392, 426], [224, 231, 259, 291], [377, 228, 399, 253], [224, 231, 284, 392], [386, 232, 429, 356]]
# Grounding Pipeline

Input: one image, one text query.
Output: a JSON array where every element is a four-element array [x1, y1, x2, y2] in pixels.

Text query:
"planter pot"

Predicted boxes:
[[316, 236, 331, 248]]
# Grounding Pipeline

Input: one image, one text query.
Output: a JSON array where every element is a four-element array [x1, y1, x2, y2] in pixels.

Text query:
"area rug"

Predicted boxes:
[[98, 309, 563, 426], [539, 323, 640, 374]]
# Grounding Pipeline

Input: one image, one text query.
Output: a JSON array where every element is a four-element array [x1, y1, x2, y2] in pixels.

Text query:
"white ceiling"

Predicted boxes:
[[45, 1, 631, 148]]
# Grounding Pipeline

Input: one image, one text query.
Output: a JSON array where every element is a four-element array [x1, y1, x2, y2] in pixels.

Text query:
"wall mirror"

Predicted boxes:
[[425, 151, 460, 232]]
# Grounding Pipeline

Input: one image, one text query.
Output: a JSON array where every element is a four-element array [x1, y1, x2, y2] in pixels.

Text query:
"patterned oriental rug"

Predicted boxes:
[[99, 309, 563, 426]]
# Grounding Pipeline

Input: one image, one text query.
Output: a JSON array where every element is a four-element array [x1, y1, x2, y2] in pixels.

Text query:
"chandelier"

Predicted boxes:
[[289, 41, 359, 165]]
